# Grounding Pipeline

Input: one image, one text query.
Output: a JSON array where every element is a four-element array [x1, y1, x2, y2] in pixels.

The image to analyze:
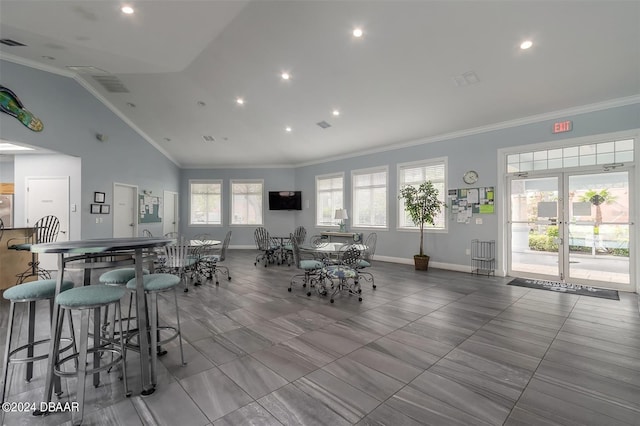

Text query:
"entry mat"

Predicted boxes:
[[507, 277, 619, 300]]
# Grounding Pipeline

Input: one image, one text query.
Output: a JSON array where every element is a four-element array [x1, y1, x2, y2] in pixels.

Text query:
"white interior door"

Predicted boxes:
[[26, 176, 70, 271], [113, 183, 137, 238], [163, 191, 178, 236]]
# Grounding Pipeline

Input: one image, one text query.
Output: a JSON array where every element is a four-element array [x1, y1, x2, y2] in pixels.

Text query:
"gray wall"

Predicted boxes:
[[0, 158, 14, 183], [0, 60, 180, 239]]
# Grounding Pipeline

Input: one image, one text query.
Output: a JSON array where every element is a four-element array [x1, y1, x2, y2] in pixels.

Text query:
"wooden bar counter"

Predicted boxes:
[[1, 227, 36, 290]]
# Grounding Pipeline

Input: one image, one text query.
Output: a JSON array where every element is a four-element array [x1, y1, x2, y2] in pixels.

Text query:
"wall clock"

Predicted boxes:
[[463, 170, 479, 184]]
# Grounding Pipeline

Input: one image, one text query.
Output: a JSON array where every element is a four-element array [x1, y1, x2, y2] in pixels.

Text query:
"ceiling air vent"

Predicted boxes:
[[0, 39, 27, 47], [316, 121, 332, 129], [92, 75, 129, 93], [452, 71, 480, 87], [202, 135, 215, 142]]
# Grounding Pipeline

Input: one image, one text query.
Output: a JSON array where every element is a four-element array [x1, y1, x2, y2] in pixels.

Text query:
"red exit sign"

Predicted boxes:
[[553, 120, 573, 133]]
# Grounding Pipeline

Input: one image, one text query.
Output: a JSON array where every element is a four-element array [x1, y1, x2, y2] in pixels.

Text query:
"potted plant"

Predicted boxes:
[[398, 181, 444, 270]]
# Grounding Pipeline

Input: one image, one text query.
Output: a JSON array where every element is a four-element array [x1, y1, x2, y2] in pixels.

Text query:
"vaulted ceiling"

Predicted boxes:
[[1, 1, 639, 167]]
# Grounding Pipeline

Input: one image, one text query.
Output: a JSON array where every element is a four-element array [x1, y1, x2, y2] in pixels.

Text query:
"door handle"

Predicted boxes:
[[129, 223, 134, 227], [60, 230, 67, 234]]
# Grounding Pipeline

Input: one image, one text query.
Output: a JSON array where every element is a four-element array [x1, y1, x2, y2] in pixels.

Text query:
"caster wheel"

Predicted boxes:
[[184, 288, 188, 293], [288, 288, 292, 292], [228, 277, 232, 280], [373, 285, 377, 289], [330, 299, 334, 303], [307, 292, 311, 297], [302, 283, 306, 288], [358, 289, 362, 294], [358, 297, 362, 302], [254, 262, 257, 266]]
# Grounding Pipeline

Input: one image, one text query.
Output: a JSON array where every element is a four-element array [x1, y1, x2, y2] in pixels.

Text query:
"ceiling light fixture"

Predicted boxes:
[[121, 6, 134, 14], [520, 40, 533, 50], [332, 110, 340, 116], [281, 72, 290, 80], [285, 127, 292, 132], [236, 98, 244, 105], [353, 28, 363, 38]]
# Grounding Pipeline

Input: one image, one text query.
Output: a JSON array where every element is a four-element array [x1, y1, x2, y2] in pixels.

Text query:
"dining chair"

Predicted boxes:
[[7, 215, 60, 283], [288, 234, 324, 296], [163, 238, 196, 292], [356, 232, 377, 289], [142, 229, 153, 237], [283, 226, 307, 266], [254, 227, 278, 267], [323, 244, 362, 303], [203, 231, 232, 285]]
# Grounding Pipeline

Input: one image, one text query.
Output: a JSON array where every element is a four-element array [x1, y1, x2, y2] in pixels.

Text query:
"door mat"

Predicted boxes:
[[507, 277, 619, 300]]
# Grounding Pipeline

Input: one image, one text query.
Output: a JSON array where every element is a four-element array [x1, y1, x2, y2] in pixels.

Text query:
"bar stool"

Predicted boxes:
[[2, 279, 75, 403], [125, 273, 186, 386], [53, 285, 129, 425]]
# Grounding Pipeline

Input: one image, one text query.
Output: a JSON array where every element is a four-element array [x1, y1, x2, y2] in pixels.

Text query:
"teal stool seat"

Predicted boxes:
[[126, 274, 180, 292], [56, 285, 125, 309], [300, 259, 323, 270], [2, 279, 76, 404], [100, 268, 149, 285], [4, 279, 74, 301]]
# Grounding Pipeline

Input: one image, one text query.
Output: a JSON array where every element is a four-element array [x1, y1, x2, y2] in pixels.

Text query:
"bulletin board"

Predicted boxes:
[[139, 194, 162, 224], [449, 187, 495, 223]]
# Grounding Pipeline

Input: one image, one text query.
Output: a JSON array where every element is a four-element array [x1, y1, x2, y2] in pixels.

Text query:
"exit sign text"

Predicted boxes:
[[553, 120, 573, 134]]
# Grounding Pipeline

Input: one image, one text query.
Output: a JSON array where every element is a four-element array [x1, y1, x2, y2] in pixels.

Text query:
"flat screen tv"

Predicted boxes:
[[269, 191, 302, 210]]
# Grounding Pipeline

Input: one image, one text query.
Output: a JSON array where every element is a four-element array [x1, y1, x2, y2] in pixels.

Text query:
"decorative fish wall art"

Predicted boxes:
[[0, 85, 43, 132]]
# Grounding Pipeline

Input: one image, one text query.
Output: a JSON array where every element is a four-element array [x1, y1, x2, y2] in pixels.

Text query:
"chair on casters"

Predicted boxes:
[[198, 231, 232, 285], [356, 232, 377, 289], [7, 215, 60, 284], [288, 235, 323, 296], [254, 227, 278, 267], [283, 226, 307, 266], [164, 238, 196, 292], [323, 245, 362, 303], [2, 279, 76, 404]]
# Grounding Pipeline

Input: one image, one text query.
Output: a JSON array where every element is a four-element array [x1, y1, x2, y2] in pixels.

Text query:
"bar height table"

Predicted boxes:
[[31, 237, 173, 409]]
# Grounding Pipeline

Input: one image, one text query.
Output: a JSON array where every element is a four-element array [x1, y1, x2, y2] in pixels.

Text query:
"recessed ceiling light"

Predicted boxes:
[[281, 72, 290, 80], [121, 6, 134, 14], [236, 98, 244, 105], [520, 40, 533, 50], [353, 28, 363, 38], [332, 110, 340, 116], [285, 126, 292, 132]]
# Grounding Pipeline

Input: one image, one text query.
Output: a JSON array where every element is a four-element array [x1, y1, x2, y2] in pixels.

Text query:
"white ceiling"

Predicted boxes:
[[1, 1, 639, 168]]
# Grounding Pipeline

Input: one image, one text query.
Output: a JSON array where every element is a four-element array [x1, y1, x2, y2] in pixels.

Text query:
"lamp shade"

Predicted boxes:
[[334, 209, 348, 220]]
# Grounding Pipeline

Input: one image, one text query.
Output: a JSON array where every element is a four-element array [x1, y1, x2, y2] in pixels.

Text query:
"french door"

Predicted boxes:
[[508, 168, 633, 291]]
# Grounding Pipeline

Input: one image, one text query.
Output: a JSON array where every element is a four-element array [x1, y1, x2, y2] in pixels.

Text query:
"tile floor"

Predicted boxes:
[[1, 249, 639, 425]]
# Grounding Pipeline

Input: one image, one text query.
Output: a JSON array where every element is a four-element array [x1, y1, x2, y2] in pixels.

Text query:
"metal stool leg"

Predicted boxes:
[[74, 309, 90, 426], [1, 302, 16, 403], [173, 289, 186, 366]]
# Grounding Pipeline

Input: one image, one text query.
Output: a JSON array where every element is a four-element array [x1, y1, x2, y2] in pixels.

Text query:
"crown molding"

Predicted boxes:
[[0, 52, 75, 77]]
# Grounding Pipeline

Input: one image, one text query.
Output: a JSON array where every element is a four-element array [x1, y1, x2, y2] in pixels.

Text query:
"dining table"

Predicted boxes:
[[31, 237, 173, 411]]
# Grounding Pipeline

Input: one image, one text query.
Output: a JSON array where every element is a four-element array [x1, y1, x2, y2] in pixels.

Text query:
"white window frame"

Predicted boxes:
[[315, 172, 344, 227], [351, 166, 388, 230], [397, 157, 447, 232], [230, 179, 264, 226], [189, 179, 222, 226]]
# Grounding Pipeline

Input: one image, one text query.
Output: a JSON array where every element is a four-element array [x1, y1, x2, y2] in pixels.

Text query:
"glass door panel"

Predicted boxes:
[[509, 176, 561, 279], [567, 171, 630, 286]]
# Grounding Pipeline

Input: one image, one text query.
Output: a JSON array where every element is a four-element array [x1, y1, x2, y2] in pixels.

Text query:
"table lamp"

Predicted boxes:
[[334, 208, 348, 232]]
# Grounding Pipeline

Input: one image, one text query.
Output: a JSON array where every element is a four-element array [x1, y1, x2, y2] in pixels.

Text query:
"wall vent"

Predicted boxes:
[[92, 75, 129, 93], [202, 135, 215, 142], [316, 121, 332, 129], [0, 39, 27, 47]]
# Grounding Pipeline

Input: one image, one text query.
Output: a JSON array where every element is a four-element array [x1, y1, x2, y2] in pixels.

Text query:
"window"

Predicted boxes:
[[352, 167, 388, 228], [190, 180, 222, 225], [507, 138, 635, 173], [231, 179, 263, 225], [398, 158, 446, 230], [316, 173, 344, 226]]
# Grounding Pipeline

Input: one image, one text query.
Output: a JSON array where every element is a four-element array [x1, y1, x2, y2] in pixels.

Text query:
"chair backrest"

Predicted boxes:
[[254, 227, 271, 251], [363, 232, 377, 261], [218, 231, 232, 261], [293, 226, 307, 244], [142, 229, 153, 237], [33, 215, 60, 244], [164, 238, 189, 269], [309, 234, 328, 248], [164, 231, 179, 239], [290, 233, 303, 269], [339, 244, 361, 268]]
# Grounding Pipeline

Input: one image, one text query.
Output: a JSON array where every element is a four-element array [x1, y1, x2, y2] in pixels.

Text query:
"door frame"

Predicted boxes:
[[163, 190, 179, 236], [498, 130, 639, 292], [112, 182, 138, 238]]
